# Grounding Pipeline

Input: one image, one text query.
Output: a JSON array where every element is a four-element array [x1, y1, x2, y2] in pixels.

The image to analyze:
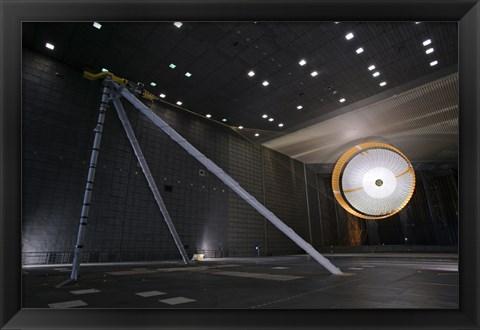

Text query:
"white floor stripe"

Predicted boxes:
[[107, 269, 156, 276], [49, 300, 88, 308], [212, 271, 302, 281], [136, 290, 166, 297], [348, 267, 363, 270], [159, 297, 196, 305], [271, 267, 290, 270], [70, 288, 100, 295]]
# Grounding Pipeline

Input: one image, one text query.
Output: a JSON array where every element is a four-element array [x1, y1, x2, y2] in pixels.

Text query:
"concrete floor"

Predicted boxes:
[[22, 253, 458, 309]]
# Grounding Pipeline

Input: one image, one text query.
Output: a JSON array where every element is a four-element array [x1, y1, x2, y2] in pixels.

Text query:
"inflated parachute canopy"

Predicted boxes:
[[332, 142, 416, 220]]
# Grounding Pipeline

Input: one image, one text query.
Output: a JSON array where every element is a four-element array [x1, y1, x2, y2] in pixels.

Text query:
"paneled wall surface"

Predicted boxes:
[[22, 49, 458, 265]]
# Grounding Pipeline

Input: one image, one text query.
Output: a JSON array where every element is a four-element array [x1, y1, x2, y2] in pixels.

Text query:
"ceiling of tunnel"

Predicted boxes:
[[22, 21, 458, 164]]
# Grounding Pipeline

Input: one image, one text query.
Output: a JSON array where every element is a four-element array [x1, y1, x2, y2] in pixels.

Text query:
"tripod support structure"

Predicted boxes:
[[64, 72, 342, 285]]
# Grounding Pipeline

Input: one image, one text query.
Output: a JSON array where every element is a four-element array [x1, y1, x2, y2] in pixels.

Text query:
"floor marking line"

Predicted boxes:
[[136, 290, 167, 297], [69, 288, 101, 295], [159, 297, 196, 305], [211, 271, 302, 281], [48, 300, 88, 308], [401, 280, 458, 287]]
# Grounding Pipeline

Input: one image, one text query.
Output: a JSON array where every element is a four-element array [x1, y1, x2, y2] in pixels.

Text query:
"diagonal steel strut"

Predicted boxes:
[[113, 82, 343, 275], [109, 90, 190, 265]]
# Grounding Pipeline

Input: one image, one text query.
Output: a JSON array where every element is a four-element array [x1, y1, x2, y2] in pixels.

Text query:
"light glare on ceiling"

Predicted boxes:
[[262, 114, 268, 118], [372, 71, 380, 77], [356, 47, 364, 54], [379, 81, 387, 86], [150, 82, 156, 87], [278, 123, 284, 127], [311, 71, 318, 77], [159, 94, 166, 98], [238, 126, 243, 129], [176, 101, 182, 105], [425, 48, 434, 54], [299, 59, 307, 66], [101, 68, 109, 72], [268, 118, 274, 122], [368, 65, 375, 71], [93, 22, 102, 29], [185, 72, 192, 77], [248, 71, 255, 77], [345, 32, 354, 40], [339, 98, 346, 103], [174, 22, 183, 28], [430, 60, 438, 66], [169, 63, 176, 69], [423, 39, 432, 46], [45, 43, 54, 50], [255, 133, 260, 137], [297, 105, 303, 110], [206, 114, 212, 118], [262, 81, 269, 86], [222, 118, 227, 122]]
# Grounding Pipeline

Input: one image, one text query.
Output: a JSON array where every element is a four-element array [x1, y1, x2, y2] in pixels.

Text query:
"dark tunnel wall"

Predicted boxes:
[[22, 49, 458, 265]]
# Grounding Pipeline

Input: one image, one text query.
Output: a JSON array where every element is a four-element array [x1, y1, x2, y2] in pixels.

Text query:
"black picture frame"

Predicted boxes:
[[1, 0, 479, 329]]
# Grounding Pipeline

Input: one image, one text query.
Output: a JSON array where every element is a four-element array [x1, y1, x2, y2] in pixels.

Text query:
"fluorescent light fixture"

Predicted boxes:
[[423, 39, 431, 46], [297, 105, 303, 110], [334, 22, 340, 24], [238, 126, 244, 129], [425, 48, 434, 54], [169, 63, 176, 69], [101, 68, 109, 72], [248, 71, 255, 77], [206, 114, 212, 118], [299, 59, 307, 66], [150, 82, 157, 87], [268, 118, 274, 122], [176, 101, 182, 105], [262, 81, 269, 86], [345, 32, 354, 40], [45, 43, 54, 50], [368, 65, 375, 71], [379, 81, 387, 86], [185, 72, 192, 77], [339, 98, 346, 103], [255, 133, 260, 137], [430, 60, 438, 66], [262, 114, 268, 118], [415, 22, 421, 24], [356, 47, 364, 54], [159, 93, 166, 98], [174, 22, 183, 28], [222, 118, 227, 122], [278, 123, 284, 127], [93, 22, 102, 29], [372, 71, 380, 77], [311, 71, 318, 77]]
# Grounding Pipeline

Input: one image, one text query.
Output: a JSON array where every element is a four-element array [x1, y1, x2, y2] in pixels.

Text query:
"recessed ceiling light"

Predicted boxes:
[[356, 47, 364, 54], [334, 22, 340, 24], [150, 82, 157, 87], [159, 93, 166, 98], [255, 133, 260, 137], [297, 105, 303, 110], [101, 68, 109, 72], [238, 126, 244, 129], [278, 123, 284, 127], [379, 81, 387, 86], [299, 59, 307, 66], [206, 114, 212, 118], [311, 71, 318, 77], [169, 63, 176, 69], [430, 60, 438, 66], [415, 22, 421, 24], [174, 22, 183, 28], [268, 118, 274, 122], [262, 81, 269, 86], [339, 98, 346, 103], [45, 43, 54, 50], [176, 101, 182, 105], [372, 71, 380, 77], [425, 48, 434, 54], [248, 70, 255, 77], [345, 32, 354, 40], [222, 118, 227, 122], [368, 65, 375, 71], [262, 114, 268, 118], [93, 22, 102, 29], [423, 39, 432, 46], [185, 72, 192, 77]]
